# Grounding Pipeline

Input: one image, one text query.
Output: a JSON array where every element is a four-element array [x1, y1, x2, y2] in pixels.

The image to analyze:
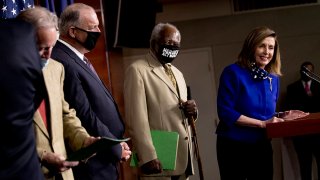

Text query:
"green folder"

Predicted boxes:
[[130, 130, 179, 170], [67, 137, 130, 161]]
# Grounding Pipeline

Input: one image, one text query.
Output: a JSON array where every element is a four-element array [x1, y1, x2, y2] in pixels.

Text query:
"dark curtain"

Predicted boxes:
[[102, 0, 159, 49], [37, 0, 74, 17]]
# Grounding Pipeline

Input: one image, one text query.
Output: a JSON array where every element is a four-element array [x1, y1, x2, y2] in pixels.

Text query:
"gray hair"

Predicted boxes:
[[59, 3, 94, 35], [150, 23, 181, 50], [17, 6, 58, 31]]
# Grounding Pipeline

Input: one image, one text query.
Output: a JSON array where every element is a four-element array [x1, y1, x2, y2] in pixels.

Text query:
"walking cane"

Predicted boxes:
[[187, 87, 204, 180]]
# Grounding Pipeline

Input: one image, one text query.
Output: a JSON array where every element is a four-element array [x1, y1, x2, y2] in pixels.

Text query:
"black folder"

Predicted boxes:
[[67, 137, 130, 161]]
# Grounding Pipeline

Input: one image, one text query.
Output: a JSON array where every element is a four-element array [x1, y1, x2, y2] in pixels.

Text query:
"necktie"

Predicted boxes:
[[83, 56, 99, 78], [164, 64, 177, 90], [305, 82, 312, 96], [38, 99, 48, 128]]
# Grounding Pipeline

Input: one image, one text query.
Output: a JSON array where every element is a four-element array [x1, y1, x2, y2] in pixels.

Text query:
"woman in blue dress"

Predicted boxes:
[[216, 26, 308, 180]]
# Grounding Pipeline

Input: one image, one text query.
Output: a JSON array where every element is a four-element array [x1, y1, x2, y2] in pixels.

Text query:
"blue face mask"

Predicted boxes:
[[41, 58, 49, 69]]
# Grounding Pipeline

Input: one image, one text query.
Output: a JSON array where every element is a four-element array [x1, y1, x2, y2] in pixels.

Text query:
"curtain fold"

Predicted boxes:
[[39, 0, 74, 17]]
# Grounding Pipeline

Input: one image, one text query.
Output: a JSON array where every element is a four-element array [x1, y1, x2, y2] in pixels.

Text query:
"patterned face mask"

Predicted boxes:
[[250, 63, 269, 80], [250, 63, 273, 91]]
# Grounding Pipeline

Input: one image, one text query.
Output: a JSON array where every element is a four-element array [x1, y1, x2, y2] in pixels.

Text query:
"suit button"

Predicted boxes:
[[185, 136, 188, 140]]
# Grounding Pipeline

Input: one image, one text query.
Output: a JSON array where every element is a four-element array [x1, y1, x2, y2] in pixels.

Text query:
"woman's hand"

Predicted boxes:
[[281, 110, 309, 121], [262, 116, 285, 128]]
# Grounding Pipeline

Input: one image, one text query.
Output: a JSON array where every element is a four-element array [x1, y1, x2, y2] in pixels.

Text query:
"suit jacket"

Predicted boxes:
[[51, 41, 125, 180], [286, 79, 320, 113], [0, 19, 44, 179], [34, 59, 90, 180], [124, 51, 195, 176]]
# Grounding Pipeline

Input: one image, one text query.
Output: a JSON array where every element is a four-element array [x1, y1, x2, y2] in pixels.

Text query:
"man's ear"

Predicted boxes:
[[68, 27, 76, 38]]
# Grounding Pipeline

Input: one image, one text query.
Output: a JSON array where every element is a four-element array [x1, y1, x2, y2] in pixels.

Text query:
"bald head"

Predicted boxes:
[[58, 3, 100, 54], [59, 3, 97, 36], [17, 6, 58, 61], [17, 6, 58, 31]]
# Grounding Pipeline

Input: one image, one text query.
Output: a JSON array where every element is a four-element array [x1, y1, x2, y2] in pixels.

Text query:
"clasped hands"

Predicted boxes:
[[120, 141, 132, 162], [84, 137, 131, 163], [83, 137, 131, 163]]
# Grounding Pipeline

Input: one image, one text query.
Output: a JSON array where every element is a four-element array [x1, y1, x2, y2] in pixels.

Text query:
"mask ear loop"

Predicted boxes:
[[68, 27, 77, 38]]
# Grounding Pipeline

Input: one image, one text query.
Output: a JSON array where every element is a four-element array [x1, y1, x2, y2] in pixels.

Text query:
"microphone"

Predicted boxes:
[[301, 66, 320, 84]]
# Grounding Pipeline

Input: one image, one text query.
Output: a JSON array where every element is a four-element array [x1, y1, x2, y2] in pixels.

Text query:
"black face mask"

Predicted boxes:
[[74, 27, 101, 50], [157, 44, 180, 64]]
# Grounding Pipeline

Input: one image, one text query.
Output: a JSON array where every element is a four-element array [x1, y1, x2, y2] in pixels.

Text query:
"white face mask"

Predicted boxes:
[[41, 58, 49, 69]]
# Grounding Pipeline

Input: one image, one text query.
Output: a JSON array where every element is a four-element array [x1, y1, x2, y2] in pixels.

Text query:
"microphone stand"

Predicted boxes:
[[302, 66, 320, 84], [187, 87, 204, 180]]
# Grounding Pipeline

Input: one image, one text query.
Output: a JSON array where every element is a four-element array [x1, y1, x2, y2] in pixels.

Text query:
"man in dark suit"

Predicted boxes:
[[0, 19, 45, 180], [51, 3, 131, 180], [286, 61, 320, 180]]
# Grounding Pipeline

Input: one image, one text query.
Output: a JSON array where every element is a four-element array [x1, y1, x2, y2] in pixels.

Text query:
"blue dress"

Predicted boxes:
[[216, 63, 279, 143]]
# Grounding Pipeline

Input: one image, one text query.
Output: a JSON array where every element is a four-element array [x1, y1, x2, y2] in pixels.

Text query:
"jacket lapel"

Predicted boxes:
[[43, 62, 60, 140], [74, 57, 116, 102], [34, 111, 49, 138], [75, 56, 100, 81], [57, 41, 116, 103], [34, 66, 51, 139], [171, 66, 187, 101]]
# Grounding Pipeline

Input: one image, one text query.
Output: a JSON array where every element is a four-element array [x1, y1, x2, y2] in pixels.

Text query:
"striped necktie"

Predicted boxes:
[[83, 56, 99, 78], [305, 82, 312, 96]]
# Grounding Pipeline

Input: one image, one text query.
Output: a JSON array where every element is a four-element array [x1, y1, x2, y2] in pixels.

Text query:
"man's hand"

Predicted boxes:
[[80, 136, 101, 163], [141, 159, 163, 174], [181, 100, 197, 118], [120, 142, 131, 162], [42, 152, 79, 173]]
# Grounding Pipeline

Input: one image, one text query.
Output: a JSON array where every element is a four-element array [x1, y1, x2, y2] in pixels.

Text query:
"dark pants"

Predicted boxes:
[[293, 134, 320, 180], [217, 136, 273, 180]]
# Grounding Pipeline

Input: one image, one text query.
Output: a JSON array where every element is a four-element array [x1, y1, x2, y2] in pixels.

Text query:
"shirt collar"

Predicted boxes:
[[58, 39, 85, 64], [302, 80, 312, 86]]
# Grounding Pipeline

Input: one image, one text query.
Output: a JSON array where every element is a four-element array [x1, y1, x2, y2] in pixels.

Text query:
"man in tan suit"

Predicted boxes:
[[17, 7, 98, 180], [124, 23, 198, 179]]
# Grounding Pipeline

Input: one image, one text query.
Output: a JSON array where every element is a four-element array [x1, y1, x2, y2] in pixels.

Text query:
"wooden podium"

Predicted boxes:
[[266, 113, 320, 138]]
